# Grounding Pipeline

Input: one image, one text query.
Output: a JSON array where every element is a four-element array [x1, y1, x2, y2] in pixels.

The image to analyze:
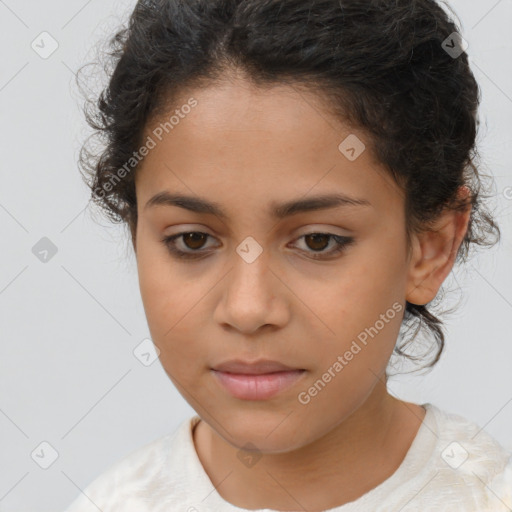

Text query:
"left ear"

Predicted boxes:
[[406, 186, 472, 306]]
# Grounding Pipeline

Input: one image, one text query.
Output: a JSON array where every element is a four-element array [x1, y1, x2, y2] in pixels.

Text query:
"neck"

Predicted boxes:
[[193, 381, 426, 511]]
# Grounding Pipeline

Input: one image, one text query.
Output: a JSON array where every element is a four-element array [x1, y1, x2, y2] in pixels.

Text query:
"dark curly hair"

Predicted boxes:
[[76, 0, 501, 374]]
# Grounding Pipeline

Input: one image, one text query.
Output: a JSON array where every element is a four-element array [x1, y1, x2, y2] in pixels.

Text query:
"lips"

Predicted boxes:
[[211, 359, 304, 375], [210, 359, 307, 400]]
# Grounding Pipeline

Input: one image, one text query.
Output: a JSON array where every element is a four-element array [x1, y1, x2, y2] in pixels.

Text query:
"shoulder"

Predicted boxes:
[[416, 404, 512, 511], [63, 416, 197, 512]]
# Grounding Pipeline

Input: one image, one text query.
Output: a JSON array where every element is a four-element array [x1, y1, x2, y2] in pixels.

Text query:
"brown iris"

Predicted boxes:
[[303, 234, 330, 251], [182, 232, 208, 249]]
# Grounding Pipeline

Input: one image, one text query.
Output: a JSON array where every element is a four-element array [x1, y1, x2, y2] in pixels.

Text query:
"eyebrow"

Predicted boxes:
[[143, 191, 371, 219]]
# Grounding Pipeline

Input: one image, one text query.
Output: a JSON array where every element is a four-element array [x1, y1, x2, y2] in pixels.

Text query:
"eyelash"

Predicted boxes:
[[160, 232, 355, 260]]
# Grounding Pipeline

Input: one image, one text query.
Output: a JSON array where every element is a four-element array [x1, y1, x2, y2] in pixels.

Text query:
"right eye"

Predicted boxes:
[[161, 232, 215, 259]]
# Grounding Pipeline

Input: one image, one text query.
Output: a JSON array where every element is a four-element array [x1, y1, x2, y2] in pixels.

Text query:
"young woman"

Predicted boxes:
[[65, 0, 512, 510]]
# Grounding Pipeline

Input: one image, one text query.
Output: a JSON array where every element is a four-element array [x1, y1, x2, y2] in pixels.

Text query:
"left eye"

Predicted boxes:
[[293, 233, 354, 258], [161, 232, 355, 260]]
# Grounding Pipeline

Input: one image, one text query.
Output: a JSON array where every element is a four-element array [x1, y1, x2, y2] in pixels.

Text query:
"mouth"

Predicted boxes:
[[210, 367, 306, 401], [211, 358, 305, 375]]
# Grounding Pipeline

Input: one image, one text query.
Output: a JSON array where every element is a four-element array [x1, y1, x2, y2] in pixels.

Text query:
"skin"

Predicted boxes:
[[132, 73, 471, 510]]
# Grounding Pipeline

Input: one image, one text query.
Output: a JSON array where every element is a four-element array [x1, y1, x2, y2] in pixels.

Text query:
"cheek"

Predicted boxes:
[[295, 286, 403, 419], [298, 250, 405, 365], [136, 246, 212, 367], [136, 241, 181, 336]]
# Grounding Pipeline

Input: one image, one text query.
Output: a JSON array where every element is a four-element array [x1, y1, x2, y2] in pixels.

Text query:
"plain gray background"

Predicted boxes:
[[0, 1, 511, 510]]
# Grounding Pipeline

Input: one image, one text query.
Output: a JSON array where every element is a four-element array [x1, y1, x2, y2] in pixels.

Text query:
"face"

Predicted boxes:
[[133, 77, 412, 452]]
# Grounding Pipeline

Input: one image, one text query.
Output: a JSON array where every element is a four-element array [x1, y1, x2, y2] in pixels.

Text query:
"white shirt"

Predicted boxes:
[[63, 403, 512, 511]]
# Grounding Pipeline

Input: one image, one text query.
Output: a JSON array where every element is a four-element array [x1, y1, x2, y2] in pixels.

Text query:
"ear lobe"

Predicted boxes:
[[406, 187, 471, 306]]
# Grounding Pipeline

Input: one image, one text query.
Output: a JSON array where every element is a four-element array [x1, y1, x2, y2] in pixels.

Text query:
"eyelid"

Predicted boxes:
[[163, 226, 350, 246], [162, 228, 355, 261], [164, 224, 351, 238], [294, 224, 352, 237]]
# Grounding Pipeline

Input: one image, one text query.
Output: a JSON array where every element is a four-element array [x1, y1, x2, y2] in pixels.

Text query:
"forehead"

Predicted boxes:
[[147, 80, 334, 156], [136, 78, 402, 219]]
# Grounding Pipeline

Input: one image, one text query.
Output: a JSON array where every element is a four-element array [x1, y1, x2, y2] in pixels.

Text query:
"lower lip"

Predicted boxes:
[[211, 369, 306, 400]]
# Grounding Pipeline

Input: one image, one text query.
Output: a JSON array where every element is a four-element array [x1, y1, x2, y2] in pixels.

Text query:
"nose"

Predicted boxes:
[[213, 248, 289, 335]]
